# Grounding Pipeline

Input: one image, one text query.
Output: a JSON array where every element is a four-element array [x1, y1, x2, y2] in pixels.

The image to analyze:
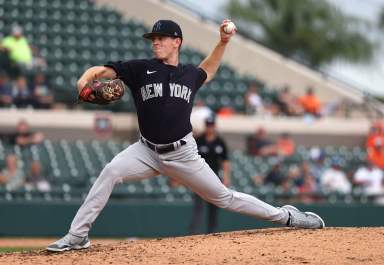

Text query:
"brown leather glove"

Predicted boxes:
[[78, 79, 125, 105]]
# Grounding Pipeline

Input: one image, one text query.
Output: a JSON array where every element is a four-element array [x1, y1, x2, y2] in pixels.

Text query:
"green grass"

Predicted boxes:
[[0, 247, 40, 253]]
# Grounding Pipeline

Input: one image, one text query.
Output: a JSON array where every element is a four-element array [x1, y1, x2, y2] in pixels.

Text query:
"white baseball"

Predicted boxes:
[[224, 21, 236, 34]]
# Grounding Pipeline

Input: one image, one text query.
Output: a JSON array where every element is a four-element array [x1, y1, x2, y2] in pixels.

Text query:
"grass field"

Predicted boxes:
[[0, 238, 121, 254], [0, 247, 39, 253]]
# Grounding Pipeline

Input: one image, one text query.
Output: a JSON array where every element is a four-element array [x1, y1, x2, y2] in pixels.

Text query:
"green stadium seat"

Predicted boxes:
[[0, 138, 371, 202], [0, 0, 264, 111]]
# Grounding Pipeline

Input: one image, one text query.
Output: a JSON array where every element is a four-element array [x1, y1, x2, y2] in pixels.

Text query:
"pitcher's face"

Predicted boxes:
[[151, 35, 180, 60]]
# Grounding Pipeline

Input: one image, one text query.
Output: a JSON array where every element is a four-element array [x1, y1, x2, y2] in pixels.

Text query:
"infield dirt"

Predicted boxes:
[[0, 227, 383, 265]]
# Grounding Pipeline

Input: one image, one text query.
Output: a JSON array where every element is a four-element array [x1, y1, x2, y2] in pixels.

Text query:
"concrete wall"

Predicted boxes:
[[0, 109, 138, 141], [0, 109, 370, 149]]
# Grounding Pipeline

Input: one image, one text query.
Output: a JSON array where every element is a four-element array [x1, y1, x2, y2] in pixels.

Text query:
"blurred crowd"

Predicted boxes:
[[243, 82, 341, 118], [245, 122, 384, 204], [0, 119, 50, 192], [0, 154, 50, 192], [0, 25, 53, 109], [1, 118, 384, 205], [192, 80, 344, 120]]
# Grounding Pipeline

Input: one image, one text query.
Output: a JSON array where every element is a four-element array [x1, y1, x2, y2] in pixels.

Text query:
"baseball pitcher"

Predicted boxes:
[[47, 19, 324, 252]]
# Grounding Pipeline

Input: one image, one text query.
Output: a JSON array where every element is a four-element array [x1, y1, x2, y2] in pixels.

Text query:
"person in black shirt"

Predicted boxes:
[[6, 119, 44, 147], [189, 116, 230, 234], [48, 19, 324, 252], [264, 160, 285, 186], [247, 127, 277, 157]]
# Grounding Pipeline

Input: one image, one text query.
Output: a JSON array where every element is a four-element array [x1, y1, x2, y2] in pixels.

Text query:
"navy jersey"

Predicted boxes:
[[196, 135, 228, 174], [105, 59, 207, 144]]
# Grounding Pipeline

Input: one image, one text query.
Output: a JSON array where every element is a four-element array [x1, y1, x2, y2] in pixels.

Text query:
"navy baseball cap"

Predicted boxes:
[[205, 115, 216, 126], [143, 20, 183, 40]]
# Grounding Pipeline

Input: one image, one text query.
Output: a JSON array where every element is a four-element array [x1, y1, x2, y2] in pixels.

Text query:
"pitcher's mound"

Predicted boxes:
[[1, 227, 384, 265]]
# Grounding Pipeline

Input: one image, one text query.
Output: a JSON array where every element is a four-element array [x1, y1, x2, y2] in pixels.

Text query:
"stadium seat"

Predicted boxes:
[[0, 0, 266, 111], [0, 138, 369, 202]]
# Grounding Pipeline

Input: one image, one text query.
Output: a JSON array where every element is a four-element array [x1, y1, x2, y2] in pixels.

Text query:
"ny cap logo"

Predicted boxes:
[[154, 21, 161, 31]]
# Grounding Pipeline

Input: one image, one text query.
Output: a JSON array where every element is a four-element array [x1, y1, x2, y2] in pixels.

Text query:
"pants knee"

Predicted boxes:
[[99, 163, 123, 184], [205, 189, 234, 209]]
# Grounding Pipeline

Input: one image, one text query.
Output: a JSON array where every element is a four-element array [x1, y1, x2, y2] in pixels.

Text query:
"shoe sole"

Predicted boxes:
[[46, 241, 91, 252], [305, 211, 326, 228], [283, 205, 325, 229]]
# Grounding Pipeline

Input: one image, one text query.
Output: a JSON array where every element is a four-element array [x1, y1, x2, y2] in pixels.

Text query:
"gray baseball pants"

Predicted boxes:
[[69, 133, 289, 237]]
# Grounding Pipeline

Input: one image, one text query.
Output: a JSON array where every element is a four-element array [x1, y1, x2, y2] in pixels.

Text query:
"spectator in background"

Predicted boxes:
[[353, 160, 383, 195], [298, 174, 318, 202], [0, 72, 13, 107], [308, 148, 326, 185], [191, 99, 214, 136], [247, 127, 277, 157], [31, 46, 47, 71], [252, 160, 284, 188], [286, 165, 301, 188], [247, 129, 295, 158], [299, 87, 321, 117], [0, 154, 25, 190], [276, 86, 303, 116], [296, 161, 318, 202], [25, 160, 51, 192], [245, 82, 264, 115], [366, 120, 384, 149], [320, 158, 351, 194], [276, 133, 295, 157], [9, 119, 44, 147], [31, 72, 54, 109], [261, 160, 286, 187], [288, 161, 317, 190], [191, 99, 213, 122], [12, 75, 33, 108], [367, 138, 384, 169], [0, 25, 32, 77]]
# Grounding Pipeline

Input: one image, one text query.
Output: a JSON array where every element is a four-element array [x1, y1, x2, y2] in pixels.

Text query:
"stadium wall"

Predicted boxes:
[[1, 109, 370, 136], [0, 109, 369, 148], [0, 201, 382, 237]]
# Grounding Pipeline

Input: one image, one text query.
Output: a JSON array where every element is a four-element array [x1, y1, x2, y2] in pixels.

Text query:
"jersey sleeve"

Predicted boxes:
[[195, 67, 208, 90], [104, 60, 142, 88]]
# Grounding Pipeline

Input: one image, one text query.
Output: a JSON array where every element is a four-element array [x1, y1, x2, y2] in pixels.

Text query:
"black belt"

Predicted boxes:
[[140, 137, 187, 154]]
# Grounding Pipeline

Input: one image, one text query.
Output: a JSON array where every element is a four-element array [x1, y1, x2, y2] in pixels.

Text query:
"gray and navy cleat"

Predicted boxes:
[[282, 205, 325, 229], [47, 233, 90, 252]]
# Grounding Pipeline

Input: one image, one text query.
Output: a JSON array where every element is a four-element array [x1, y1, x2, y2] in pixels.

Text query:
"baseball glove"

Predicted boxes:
[[78, 79, 125, 105]]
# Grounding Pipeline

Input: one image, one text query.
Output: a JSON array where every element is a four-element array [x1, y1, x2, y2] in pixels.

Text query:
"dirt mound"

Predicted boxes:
[[1, 227, 384, 265]]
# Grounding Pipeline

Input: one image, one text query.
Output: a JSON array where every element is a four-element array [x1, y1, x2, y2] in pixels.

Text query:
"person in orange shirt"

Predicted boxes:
[[276, 133, 295, 157], [367, 138, 384, 169], [366, 121, 384, 149], [299, 88, 321, 117]]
